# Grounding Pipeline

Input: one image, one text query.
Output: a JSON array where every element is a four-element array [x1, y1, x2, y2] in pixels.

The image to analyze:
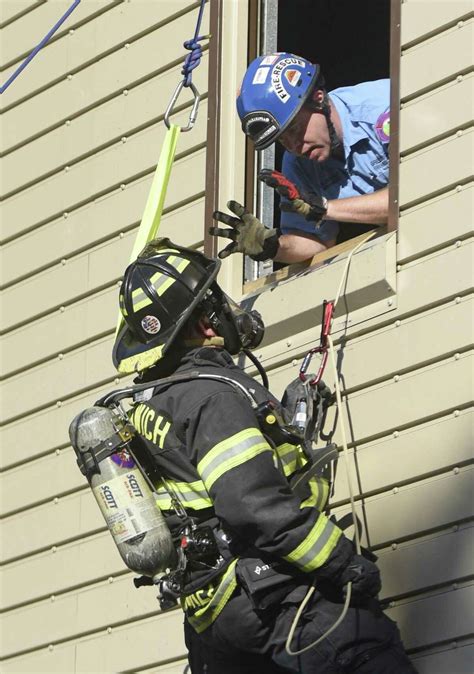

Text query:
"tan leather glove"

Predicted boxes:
[[210, 200, 280, 261]]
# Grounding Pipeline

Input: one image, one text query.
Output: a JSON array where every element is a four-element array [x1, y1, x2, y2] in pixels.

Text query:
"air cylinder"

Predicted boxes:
[[69, 406, 177, 578]]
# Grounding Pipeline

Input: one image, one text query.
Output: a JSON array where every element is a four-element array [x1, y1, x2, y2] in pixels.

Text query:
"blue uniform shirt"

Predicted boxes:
[[280, 79, 390, 242]]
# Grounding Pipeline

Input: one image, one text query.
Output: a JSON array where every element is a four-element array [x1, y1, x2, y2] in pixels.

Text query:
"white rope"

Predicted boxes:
[[285, 231, 375, 656], [334, 231, 377, 308], [329, 229, 377, 556]]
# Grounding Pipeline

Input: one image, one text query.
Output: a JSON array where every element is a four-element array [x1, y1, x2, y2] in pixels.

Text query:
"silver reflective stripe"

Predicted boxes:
[[278, 445, 300, 474], [155, 480, 212, 510], [292, 517, 339, 571], [199, 429, 270, 490], [301, 477, 329, 511]]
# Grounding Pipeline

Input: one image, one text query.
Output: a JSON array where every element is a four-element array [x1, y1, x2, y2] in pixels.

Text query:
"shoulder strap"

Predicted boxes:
[[96, 369, 260, 409]]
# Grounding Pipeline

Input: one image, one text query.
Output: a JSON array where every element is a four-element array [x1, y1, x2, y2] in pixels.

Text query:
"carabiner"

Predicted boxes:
[[299, 346, 328, 387], [309, 350, 329, 387], [164, 80, 201, 132]]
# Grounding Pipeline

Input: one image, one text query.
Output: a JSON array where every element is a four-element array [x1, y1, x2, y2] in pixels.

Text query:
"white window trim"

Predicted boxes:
[[241, 231, 397, 362]]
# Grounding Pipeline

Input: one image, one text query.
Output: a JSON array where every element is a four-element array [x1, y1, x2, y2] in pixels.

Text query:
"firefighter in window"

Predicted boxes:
[[71, 239, 416, 674], [210, 52, 390, 265]]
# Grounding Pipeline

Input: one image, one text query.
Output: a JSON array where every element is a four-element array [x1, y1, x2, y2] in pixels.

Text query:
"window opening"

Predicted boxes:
[[246, 0, 392, 284]]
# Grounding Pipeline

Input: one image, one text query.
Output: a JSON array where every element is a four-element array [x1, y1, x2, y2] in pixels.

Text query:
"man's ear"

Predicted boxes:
[[311, 88, 326, 108]]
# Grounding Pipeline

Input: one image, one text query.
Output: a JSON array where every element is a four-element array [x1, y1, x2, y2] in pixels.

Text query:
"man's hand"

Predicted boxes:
[[259, 168, 328, 225], [210, 200, 280, 261], [338, 554, 381, 599]]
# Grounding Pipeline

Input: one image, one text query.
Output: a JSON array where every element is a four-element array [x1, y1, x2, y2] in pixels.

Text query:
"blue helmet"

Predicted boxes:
[[236, 52, 323, 150]]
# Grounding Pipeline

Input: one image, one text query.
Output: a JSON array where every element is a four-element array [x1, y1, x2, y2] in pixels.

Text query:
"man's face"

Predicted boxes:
[[278, 97, 331, 162]]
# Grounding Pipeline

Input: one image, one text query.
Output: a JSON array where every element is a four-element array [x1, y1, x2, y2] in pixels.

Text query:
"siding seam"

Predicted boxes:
[[382, 573, 474, 607], [4, 442, 473, 521], [401, 10, 474, 51], [0, 0, 124, 72], [401, 120, 474, 159], [4, 230, 468, 337], [405, 614, 474, 656], [409, 634, 474, 659], [400, 174, 473, 212], [0, 189, 206, 291], [0, 318, 472, 428], [1, 92, 209, 201], [0, 0, 46, 30], [0, 141, 207, 249], [1, 23, 208, 150], [1, 567, 131, 614], [400, 65, 474, 104], [0, 605, 179, 661]]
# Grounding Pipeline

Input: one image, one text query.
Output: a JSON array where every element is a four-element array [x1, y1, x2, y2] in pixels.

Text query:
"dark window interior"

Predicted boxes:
[[274, 0, 391, 246]]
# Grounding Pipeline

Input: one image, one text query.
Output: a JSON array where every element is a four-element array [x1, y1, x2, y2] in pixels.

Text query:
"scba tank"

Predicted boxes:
[[69, 406, 177, 578]]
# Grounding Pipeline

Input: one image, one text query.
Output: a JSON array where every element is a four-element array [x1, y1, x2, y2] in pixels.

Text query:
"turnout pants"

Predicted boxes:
[[185, 585, 417, 674]]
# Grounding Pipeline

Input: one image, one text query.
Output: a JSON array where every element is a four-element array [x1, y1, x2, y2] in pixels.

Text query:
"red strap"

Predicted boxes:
[[299, 301, 335, 386]]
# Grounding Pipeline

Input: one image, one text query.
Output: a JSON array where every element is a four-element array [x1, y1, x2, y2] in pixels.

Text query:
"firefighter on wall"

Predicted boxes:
[[70, 239, 416, 674]]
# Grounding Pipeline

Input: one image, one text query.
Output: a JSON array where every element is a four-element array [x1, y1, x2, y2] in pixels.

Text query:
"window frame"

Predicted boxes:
[[204, 0, 401, 313]]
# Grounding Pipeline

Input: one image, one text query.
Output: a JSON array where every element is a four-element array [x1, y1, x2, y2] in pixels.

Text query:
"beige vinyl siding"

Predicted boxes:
[[0, 1, 121, 71], [1, 1, 211, 670], [0, 1, 43, 28]]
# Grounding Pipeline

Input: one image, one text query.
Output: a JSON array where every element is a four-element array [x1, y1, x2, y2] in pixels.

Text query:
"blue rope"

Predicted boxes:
[[181, 0, 207, 87], [0, 0, 81, 94]]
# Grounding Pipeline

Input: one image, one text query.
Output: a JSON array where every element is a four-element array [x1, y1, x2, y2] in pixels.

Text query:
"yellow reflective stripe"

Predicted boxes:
[[275, 443, 307, 477], [185, 560, 238, 634], [133, 295, 153, 312], [153, 256, 191, 298], [130, 284, 153, 313], [300, 477, 330, 511], [147, 248, 180, 256], [154, 479, 213, 511], [117, 344, 164, 374], [198, 428, 271, 491], [130, 256, 191, 312], [284, 514, 342, 572]]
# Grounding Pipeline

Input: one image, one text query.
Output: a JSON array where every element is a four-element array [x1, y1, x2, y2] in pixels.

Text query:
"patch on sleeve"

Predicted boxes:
[[375, 110, 390, 143]]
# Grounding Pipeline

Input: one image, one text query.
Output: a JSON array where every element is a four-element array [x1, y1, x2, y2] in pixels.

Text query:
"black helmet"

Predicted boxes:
[[113, 238, 264, 374]]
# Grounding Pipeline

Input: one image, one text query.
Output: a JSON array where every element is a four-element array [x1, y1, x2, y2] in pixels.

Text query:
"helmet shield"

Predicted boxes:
[[237, 53, 321, 150], [113, 239, 220, 374]]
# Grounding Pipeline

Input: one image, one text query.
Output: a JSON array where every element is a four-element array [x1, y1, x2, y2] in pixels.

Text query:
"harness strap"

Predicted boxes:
[[98, 368, 337, 507], [114, 124, 181, 340]]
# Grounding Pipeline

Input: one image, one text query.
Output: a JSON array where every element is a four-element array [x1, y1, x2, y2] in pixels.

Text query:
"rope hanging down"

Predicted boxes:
[[164, 0, 208, 132], [114, 0, 207, 339], [286, 231, 376, 657]]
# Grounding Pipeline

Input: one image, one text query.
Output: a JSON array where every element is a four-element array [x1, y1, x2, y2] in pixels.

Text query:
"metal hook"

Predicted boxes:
[[164, 80, 201, 132]]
